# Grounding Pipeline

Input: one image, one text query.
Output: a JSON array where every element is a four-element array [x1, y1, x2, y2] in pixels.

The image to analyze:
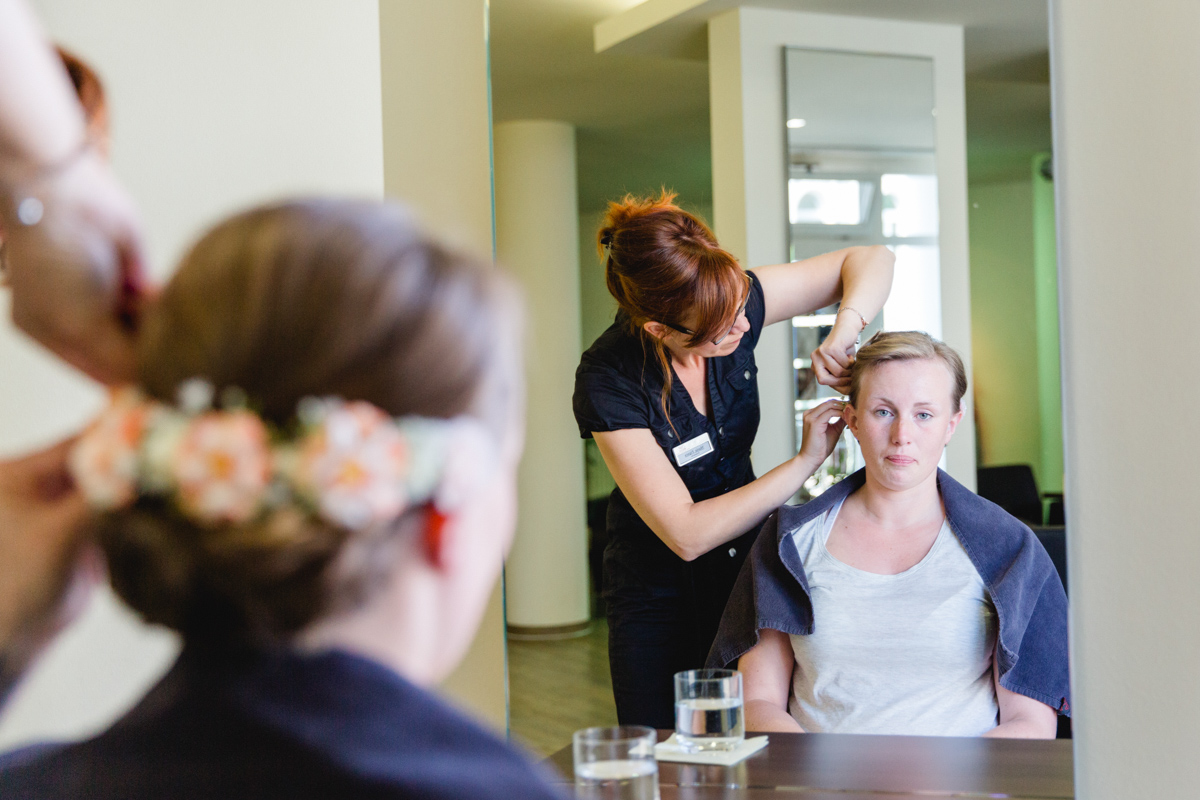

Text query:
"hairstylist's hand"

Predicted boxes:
[[0, 438, 99, 698], [811, 318, 858, 395], [797, 398, 847, 466], [2, 147, 150, 385]]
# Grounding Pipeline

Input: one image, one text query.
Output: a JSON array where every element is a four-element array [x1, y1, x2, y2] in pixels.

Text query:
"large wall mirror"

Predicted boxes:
[[785, 47, 942, 496]]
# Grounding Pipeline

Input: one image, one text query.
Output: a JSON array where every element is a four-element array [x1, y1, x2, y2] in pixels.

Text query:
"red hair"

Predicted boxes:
[[598, 190, 748, 422], [55, 46, 108, 140]]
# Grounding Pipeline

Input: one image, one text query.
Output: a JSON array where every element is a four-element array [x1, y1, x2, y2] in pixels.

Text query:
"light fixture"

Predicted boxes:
[[786, 118, 807, 129]]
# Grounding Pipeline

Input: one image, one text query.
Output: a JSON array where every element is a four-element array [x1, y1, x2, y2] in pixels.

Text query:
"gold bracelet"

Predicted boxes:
[[837, 305, 869, 331]]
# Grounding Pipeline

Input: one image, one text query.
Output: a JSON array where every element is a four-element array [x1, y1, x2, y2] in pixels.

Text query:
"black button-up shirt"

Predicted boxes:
[[573, 271, 767, 598]]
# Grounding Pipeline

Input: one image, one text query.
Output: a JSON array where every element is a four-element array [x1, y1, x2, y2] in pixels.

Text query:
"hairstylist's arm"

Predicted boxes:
[[593, 399, 845, 562], [983, 661, 1058, 739], [0, 0, 148, 384], [739, 628, 804, 733], [0, 439, 98, 707], [753, 245, 895, 393]]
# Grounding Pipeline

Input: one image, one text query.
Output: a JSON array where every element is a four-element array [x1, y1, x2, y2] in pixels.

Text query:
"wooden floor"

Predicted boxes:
[[508, 619, 618, 757]]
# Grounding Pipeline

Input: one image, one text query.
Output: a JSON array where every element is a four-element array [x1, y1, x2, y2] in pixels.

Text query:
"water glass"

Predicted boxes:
[[674, 668, 745, 752], [573, 725, 658, 800]]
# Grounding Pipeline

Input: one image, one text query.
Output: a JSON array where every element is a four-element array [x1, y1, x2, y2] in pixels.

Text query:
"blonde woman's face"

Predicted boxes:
[[845, 358, 964, 492]]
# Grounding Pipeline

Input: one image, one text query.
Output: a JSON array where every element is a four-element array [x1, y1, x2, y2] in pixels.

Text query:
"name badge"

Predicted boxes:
[[672, 432, 714, 466]]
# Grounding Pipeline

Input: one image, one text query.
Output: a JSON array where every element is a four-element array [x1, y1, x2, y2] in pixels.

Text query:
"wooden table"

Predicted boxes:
[[548, 731, 1073, 798]]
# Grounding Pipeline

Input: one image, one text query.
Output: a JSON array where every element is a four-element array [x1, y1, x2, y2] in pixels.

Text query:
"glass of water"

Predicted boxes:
[[573, 726, 658, 800], [674, 668, 745, 752]]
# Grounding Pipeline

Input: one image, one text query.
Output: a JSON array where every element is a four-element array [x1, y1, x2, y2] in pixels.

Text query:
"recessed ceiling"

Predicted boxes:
[[491, 0, 1052, 211]]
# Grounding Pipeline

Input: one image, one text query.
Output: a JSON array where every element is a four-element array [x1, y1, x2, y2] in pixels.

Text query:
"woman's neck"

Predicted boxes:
[[663, 339, 704, 372], [853, 470, 943, 530]]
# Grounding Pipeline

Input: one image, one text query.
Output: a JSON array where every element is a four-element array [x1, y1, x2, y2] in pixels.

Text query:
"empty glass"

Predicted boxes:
[[674, 668, 745, 752], [573, 725, 658, 800]]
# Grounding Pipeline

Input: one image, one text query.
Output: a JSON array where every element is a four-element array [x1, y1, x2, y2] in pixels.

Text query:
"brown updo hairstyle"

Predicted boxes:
[[599, 190, 750, 419], [95, 199, 522, 643]]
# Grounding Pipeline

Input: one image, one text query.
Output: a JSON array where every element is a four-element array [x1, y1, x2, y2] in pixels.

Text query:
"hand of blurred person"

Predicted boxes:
[[0, 438, 99, 702], [1, 148, 150, 385], [0, 0, 151, 386]]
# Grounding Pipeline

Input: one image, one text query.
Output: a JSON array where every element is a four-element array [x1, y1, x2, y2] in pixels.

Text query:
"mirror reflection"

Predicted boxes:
[[785, 48, 941, 496]]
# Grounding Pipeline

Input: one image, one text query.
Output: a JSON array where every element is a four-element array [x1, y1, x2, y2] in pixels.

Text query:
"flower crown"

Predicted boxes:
[[69, 380, 496, 531]]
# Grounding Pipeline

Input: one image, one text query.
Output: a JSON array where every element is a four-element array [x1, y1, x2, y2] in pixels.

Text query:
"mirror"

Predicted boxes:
[[785, 48, 942, 497]]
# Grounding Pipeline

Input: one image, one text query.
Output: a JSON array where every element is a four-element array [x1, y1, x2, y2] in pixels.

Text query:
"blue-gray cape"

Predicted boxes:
[[706, 469, 1071, 715]]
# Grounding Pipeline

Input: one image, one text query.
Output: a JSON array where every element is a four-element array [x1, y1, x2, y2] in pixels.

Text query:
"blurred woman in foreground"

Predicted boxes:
[[0, 200, 566, 799]]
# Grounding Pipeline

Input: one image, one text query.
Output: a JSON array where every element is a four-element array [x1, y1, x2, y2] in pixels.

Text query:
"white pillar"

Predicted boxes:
[[1052, 0, 1200, 795], [493, 120, 590, 634]]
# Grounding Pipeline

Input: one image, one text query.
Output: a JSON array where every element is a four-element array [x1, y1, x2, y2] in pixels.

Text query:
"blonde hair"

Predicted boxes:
[[849, 331, 967, 412], [97, 199, 522, 642]]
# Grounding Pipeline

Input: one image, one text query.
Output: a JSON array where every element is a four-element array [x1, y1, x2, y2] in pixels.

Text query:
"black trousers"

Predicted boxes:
[[602, 531, 755, 729]]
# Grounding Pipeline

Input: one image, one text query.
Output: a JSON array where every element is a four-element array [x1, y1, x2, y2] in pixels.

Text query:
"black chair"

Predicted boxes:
[[977, 464, 1044, 526]]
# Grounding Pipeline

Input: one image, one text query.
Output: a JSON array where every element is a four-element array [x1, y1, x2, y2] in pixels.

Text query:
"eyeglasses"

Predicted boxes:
[[664, 285, 751, 346]]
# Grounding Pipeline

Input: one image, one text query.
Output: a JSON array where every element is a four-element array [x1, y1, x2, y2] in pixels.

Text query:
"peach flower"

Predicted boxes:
[[171, 410, 272, 524], [70, 389, 155, 510], [295, 401, 409, 529]]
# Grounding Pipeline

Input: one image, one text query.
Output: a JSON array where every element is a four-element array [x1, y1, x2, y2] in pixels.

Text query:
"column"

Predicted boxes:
[[1052, 0, 1200, 794], [493, 120, 590, 636]]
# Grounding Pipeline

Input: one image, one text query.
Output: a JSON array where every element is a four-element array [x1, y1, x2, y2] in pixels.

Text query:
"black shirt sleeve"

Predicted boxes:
[[745, 269, 767, 349], [573, 363, 650, 439]]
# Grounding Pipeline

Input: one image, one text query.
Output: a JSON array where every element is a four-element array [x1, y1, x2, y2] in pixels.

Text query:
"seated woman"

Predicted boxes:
[[0, 200, 566, 798], [709, 331, 1069, 738]]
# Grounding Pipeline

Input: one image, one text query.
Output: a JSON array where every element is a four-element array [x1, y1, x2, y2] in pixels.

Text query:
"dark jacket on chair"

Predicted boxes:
[[707, 468, 1071, 716]]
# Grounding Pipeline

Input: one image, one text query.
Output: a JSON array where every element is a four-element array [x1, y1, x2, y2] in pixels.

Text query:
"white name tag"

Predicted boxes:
[[672, 432, 715, 466]]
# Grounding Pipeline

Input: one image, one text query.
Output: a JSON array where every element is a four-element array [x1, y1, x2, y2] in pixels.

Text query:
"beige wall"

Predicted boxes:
[[1052, 0, 1200, 794], [1, 0, 385, 748], [378, 0, 506, 730]]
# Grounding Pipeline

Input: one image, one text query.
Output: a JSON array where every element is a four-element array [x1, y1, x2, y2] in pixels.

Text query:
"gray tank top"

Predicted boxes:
[[787, 500, 999, 736]]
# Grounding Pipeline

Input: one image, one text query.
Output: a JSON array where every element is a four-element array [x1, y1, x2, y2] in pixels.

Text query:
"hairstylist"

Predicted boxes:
[[573, 191, 894, 727], [0, 0, 149, 705]]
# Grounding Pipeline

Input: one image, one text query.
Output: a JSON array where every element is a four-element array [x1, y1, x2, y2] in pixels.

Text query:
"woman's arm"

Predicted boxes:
[[0, 0, 149, 384], [0, 0, 86, 166], [752, 246, 895, 393], [0, 439, 99, 708], [739, 628, 804, 733], [984, 660, 1058, 739], [593, 399, 845, 561]]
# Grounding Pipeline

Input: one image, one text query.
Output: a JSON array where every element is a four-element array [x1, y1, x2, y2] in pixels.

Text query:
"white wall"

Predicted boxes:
[[1051, 0, 1200, 795], [708, 8, 976, 488], [0, 0, 384, 748]]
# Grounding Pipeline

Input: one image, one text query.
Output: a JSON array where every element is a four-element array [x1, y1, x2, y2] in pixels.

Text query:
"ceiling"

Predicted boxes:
[[490, 0, 1053, 213]]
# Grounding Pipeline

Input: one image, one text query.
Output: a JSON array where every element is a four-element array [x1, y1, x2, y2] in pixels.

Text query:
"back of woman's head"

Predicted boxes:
[[96, 199, 520, 642]]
